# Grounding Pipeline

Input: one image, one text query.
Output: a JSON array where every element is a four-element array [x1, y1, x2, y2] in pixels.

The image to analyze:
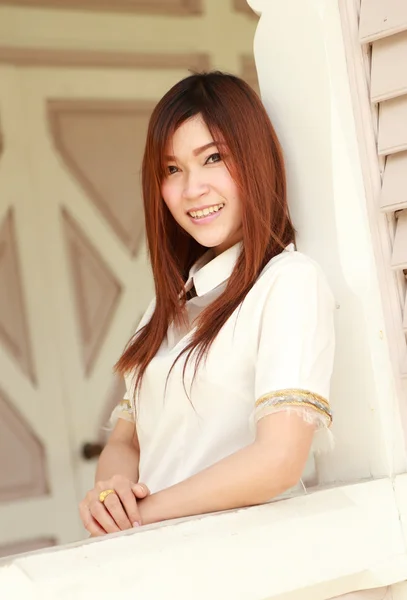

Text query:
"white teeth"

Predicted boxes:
[[189, 203, 224, 219]]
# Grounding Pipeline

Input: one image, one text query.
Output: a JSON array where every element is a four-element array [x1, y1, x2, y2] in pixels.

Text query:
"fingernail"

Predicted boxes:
[[132, 521, 140, 528]]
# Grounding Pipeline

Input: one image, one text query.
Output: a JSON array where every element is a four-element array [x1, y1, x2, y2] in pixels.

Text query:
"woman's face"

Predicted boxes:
[[161, 115, 242, 255]]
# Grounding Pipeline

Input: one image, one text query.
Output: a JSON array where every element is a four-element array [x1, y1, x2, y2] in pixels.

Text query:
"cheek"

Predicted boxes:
[[214, 169, 240, 202], [230, 181, 240, 203], [161, 181, 176, 209], [161, 181, 184, 221]]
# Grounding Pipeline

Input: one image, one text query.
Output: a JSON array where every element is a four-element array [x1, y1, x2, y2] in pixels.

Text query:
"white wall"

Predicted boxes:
[[249, 0, 407, 484]]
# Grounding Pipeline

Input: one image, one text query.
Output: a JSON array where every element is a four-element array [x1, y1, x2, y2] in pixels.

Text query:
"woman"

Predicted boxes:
[[79, 71, 335, 536]]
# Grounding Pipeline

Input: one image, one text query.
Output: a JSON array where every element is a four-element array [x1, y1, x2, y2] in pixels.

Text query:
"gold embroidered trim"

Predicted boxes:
[[255, 388, 329, 408], [118, 398, 132, 413], [255, 389, 332, 426]]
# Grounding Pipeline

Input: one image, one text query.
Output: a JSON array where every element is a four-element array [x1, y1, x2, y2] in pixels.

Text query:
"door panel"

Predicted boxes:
[[16, 66, 190, 520], [0, 64, 190, 552], [0, 67, 81, 550]]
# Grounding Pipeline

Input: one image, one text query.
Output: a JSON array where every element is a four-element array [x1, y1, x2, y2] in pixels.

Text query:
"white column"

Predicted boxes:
[[248, 0, 406, 481]]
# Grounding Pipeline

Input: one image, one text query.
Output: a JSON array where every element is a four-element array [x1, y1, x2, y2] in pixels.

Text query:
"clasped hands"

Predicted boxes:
[[79, 474, 150, 537]]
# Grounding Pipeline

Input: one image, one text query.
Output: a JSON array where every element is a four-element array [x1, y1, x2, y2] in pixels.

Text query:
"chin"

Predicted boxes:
[[194, 235, 229, 249]]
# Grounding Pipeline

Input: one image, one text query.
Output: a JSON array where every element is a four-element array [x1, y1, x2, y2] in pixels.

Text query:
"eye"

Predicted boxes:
[[205, 152, 221, 165], [166, 165, 179, 175]]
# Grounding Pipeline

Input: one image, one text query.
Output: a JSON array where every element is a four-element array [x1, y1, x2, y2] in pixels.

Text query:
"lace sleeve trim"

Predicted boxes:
[[254, 389, 332, 428], [107, 398, 135, 430], [254, 389, 333, 453]]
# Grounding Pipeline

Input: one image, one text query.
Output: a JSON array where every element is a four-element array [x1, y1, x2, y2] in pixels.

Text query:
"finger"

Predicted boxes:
[[79, 504, 106, 537], [115, 487, 142, 527], [87, 517, 106, 537], [103, 492, 132, 530], [90, 499, 121, 534], [132, 482, 150, 499]]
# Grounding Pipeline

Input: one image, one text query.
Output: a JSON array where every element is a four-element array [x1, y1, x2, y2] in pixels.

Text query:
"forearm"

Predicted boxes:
[[138, 441, 296, 525], [95, 440, 139, 484]]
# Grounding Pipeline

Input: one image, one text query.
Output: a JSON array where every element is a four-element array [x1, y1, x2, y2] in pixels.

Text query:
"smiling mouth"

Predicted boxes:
[[187, 203, 225, 220]]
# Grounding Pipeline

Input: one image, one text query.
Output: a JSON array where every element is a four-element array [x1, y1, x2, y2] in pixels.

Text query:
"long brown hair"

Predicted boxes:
[[115, 71, 295, 394]]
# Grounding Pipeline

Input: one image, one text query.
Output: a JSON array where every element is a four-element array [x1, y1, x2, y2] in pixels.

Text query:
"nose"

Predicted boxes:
[[182, 170, 210, 200]]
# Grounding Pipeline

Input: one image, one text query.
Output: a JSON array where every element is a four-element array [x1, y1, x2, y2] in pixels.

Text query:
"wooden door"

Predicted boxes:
[[0, 63, 186, 553]]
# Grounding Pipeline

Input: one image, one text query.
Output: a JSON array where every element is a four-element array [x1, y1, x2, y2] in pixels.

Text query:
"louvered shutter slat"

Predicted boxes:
[[371, 32, 407, 103], [391, 210, 407, 270], [378, 96, 407, 155], [380, 152, 407, 213], [360, 0, 407, 44]]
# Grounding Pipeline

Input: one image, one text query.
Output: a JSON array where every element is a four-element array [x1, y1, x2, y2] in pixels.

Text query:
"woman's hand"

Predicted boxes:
[[79, 474, 150, 537]]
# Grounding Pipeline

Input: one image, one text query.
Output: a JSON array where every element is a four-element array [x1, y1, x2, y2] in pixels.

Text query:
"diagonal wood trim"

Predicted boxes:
[[0, 46, 210, 71], [0, 0, 202, 15], [0, 209, 37, 385], [62, 209, 123, 376], [47, 99, 153, 255], [0, 386, 48, 502]]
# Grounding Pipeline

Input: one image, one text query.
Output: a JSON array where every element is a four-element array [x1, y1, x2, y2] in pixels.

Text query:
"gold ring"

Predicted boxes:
[[99, 489, 115, 503]]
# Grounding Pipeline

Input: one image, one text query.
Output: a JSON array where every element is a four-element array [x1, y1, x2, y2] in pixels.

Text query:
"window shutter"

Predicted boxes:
[[360, 0, 407, 375]]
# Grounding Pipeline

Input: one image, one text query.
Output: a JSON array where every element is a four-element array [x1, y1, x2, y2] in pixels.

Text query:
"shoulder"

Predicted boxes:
[[263, 247, 324, 276], [255, 249, 335, 305]]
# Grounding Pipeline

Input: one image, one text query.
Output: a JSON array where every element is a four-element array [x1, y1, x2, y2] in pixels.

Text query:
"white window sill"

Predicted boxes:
[[1, 476, 407, 600]]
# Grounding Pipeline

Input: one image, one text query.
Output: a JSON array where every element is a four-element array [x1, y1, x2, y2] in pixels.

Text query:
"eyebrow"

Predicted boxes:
[[164, 141, 223, 161]]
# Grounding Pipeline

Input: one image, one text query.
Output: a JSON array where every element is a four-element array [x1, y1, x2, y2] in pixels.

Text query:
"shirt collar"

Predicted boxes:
[[185, 242, 243, 297], [184, 242, 296, 298]]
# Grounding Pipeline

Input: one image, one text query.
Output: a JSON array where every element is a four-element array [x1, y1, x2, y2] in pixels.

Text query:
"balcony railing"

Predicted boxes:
[[1, 477, 406, 599]]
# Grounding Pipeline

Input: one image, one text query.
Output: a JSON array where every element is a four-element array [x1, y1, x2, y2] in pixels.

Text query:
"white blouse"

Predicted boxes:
[[111, 243, 336, 494]]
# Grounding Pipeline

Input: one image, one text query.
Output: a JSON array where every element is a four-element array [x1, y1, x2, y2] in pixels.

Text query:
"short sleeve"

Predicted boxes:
[[254, 260, 336, 446], [108, 385, 135, 428], [108, 297, 156, 429]]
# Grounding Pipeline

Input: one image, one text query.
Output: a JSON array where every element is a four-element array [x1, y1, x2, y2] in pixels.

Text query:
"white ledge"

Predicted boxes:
[[1, 477, 407, 600]]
